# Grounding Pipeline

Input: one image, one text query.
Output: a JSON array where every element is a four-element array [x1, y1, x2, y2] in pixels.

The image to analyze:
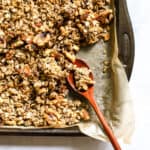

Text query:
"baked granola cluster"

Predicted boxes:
[[0, 0, 113, 127]]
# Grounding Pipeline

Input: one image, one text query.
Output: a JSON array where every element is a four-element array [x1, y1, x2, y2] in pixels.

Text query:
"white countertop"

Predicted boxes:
[[0, 0, 149, 150]]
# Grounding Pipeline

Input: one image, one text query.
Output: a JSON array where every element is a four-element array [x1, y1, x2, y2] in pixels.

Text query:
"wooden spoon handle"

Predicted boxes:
[[89, 97, 121, 150]]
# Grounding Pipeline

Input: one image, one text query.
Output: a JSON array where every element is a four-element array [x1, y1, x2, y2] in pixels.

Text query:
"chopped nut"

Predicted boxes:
[[22, 65, 32, 77], [33, 33, 50, 47], [63, 51, 76, 62], [5, 50, 15, 60], [11, 40, 24, 48], [80, 109, 90, 121], [100, 32, 110, 41], [4, 120, 16, 125]]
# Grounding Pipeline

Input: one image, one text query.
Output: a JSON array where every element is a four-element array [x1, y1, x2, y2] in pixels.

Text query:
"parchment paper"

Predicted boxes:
[[77, 6, 135, 143]]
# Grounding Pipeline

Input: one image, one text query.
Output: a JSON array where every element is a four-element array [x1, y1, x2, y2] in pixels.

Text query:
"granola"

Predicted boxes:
[[0, 0, 113, 127], [74, 67, 95, 91]]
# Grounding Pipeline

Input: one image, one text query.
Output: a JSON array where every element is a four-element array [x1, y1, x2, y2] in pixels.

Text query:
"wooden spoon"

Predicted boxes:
[[67, 59, 121, 150]]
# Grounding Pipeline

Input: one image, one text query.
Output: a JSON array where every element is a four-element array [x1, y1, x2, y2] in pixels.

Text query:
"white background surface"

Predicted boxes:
[[0, 0, 149, 150]]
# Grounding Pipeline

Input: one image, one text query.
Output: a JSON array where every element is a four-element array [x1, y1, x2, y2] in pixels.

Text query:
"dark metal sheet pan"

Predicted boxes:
[[0, 0, 134, 136]]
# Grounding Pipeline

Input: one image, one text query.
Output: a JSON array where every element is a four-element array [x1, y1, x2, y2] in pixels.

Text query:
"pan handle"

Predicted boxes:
[[115, 0, 135, 80]]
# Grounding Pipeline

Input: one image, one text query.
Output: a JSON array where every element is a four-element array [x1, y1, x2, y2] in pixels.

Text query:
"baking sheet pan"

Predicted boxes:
[[0, 0, 134, 136]]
